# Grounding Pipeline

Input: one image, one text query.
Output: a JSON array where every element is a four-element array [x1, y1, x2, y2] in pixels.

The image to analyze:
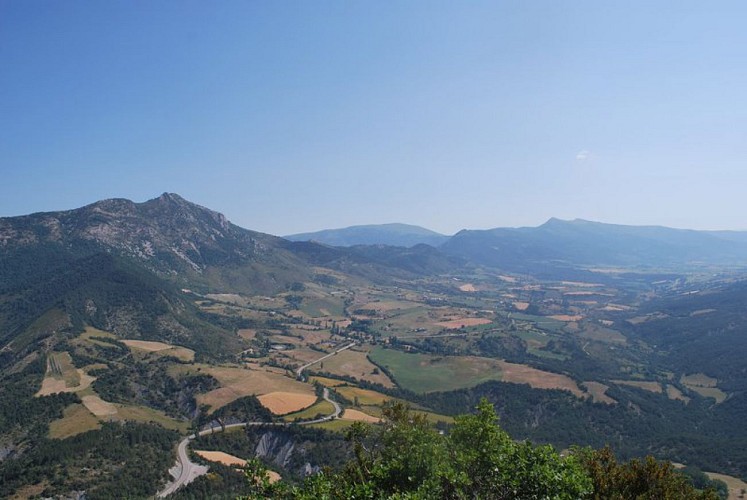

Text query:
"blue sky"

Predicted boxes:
[[2, 1, 746, 235]]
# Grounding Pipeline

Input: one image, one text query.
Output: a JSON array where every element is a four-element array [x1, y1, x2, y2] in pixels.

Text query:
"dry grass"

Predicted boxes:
[[48, 403, 101, 439], [310, 419, 356, 432], [458, 284, 477, 292], [195, 450, 247, 466], [78, 326, 117, 346], [177, 364, 315, 412], [680, 373, 727, 403], [121, 339, 195, 362], [112, 405, 189, 432], [316, 348, 395, 387], [582, 381, 617, 404], [309, 376, 346, 387], [238, 328, 257, 340], [704, 472, 747, 500], [36, 353, 95, 396], [498, 361, 585, 397], [258, 392, 318, 415], [341, 409, 381, 423], [283, 400, 335, 421], [82, 395, 118, 416], [613, 380, 663, 393], [681, 373, 718, 387], [513, 302, 530, 311], [435, 318, 492, 329], [9, 483, 48, 500], [666, 385, 690, 403], [335, 386, 396, 406]]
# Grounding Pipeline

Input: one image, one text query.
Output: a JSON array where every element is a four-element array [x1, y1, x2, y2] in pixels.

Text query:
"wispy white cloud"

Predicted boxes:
[[575, 150, 590, 161]]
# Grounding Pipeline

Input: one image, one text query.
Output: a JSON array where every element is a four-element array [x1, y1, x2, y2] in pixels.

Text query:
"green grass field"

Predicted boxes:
[[282, 399, 335, 421], [369, 348, 503, 393]]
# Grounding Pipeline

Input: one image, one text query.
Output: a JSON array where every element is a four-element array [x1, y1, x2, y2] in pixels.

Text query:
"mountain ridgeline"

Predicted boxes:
[[2, 193, 747, 498], [285, 223, 449, 248], [287, 217, 747, 272]]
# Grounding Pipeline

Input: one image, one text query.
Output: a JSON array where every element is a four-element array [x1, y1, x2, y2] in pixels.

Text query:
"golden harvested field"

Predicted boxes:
[[613, 380, 663, 393], [36, 353, 95, 396], [48, 403, 101, 439], [316, 348, 395, 387], [194, 450, 281, 483], [335, 386, 396, 406], [499, 361, 585, 397], [666, 385, 690, 403], [238, 328, 257, 340], [680, 373, 727, 403], [258, 392, 318, 415], [82, 395, 118, 416], [582, 382, 616, 404], [458, 283, 476, 292], [309, 376, 346, 387], [195, 450, 246, 466], [121, 339, 195, 362], [435, 317, 492, 328], [513, 302, 530, 311], [681, 373, 718, 387], [176, 364, 315, 412], [341, 409, 381, 423], [687, 386, 728, 404]]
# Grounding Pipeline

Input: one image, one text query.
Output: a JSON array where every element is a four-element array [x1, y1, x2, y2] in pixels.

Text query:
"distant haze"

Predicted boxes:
[[2, 2, 747, 234]]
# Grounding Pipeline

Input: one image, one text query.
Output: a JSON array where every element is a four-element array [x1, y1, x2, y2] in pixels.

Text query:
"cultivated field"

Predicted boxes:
[[257, 392, 318, 415], [81, 395, 118, 416], [666, 384, 690, 403], [341, 409, 381, 423], [283, 400, 335, 421], [112, 404, 189, 432], [335, 386, 396, 406], [370, 348, 585, 396], [612, 380, 663, 394], [681, 373, 727, 403], [498, 360, 585, 397], [48, 403, 101, 439], [368, 348, 504, 393], [36, 352, 95, 396], [121, 339, 195, 362], [194, 450, 246, 467], [174, 364, 315, 412], [581, 381, 616, 404], [314, 348, 395, 387], [308, 376, 346, 387]]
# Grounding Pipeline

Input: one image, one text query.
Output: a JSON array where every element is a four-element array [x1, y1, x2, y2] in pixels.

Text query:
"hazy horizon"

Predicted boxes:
[[3, 2, 746, 234]]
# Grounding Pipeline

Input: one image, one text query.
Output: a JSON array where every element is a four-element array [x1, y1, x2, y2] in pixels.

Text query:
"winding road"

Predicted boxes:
[[157, 342, 353, 497]]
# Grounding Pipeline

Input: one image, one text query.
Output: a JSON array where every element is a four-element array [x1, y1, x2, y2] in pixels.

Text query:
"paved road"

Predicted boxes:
[[157, 343, 351, 497], [295, 341, 357, 379]]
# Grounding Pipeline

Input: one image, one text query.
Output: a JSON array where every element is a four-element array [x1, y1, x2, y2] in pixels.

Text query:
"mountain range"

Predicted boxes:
[[3, 193, 747, 497]]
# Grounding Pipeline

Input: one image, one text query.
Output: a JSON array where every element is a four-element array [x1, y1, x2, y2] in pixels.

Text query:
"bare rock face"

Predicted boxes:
[[0, 193, 290, 279]]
